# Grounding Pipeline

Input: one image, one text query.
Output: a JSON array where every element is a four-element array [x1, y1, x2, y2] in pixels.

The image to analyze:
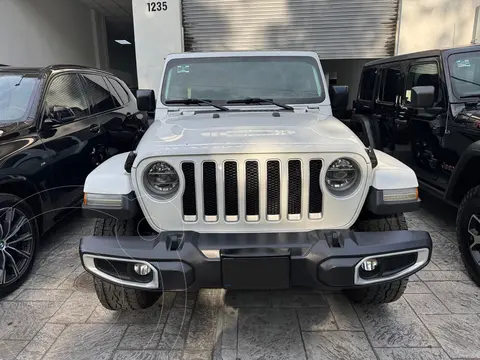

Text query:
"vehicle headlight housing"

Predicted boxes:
[[325, 158, 360, 195], [144, 161, 180, 198]]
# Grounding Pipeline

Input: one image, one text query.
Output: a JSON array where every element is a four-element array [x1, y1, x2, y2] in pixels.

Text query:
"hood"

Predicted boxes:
[[134, 111, 367, 163]]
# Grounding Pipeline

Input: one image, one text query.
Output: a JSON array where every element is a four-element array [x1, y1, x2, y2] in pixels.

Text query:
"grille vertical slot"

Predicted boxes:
[[245, 161, 259, 221], [288, 160, 302, 220], [203, 161, 218, 221], [309, 160, 323, 219], [182, 162, 197, 221], [266, 160, 280, 220], [224, 161, 238, 221]]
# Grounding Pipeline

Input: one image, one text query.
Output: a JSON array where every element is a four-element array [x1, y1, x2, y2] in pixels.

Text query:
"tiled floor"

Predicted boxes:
[[1, 195, 480, 360]]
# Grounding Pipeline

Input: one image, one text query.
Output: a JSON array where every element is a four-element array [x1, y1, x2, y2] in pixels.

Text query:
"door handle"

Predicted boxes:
[[89, 124, 101, 133]]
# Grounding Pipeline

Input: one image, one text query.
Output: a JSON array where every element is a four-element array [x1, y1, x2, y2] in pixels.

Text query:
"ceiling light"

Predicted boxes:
[[115, 40, 131, 45]]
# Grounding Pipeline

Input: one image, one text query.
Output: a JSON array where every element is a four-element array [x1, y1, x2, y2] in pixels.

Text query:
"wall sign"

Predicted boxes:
[[147, 1, 167, 12]]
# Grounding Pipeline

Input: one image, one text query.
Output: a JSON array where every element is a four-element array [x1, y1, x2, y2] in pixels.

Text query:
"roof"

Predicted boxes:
[[365, 44, 480, 67], [165, 50, 320, 61], [0, 64, 113, 76]]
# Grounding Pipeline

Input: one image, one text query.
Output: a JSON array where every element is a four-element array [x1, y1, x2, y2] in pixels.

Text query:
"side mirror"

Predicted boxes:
[[411, 86, 435, 108], [329, 85, 349, 119], [50, 106, 76, 123], [136, 89, 156, 112]]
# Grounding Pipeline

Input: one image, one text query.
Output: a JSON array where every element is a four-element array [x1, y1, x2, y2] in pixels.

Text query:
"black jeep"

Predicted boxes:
[[348, 44, 480, 286]]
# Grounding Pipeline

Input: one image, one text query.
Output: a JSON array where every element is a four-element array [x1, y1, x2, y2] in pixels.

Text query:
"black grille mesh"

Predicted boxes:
[[267, 161, 280, 215], [181, 162, 196, 216], [309, 160, 323, 213], [203, 162, 217, 216], [288, 160, 302, 214], [224, 161, 238, 216], [245, 161, 259, 216]]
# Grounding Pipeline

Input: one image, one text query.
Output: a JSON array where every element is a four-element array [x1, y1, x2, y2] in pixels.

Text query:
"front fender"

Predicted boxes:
[[84, 153, 134, 195], [371, 150, 418, 190]]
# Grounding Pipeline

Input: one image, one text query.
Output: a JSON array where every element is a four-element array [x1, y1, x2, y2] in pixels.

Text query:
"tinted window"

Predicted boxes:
[[379, 68, 401, 103], [359, 68, 376, 101], [45, 74, 89, 119], [405, 62, 441, 105], [0, 73, 39, 123], [108, 78, 130, 105], [82, 74, 116, 114], [162, 56, 325, 105], [105, 78, 122, 107]]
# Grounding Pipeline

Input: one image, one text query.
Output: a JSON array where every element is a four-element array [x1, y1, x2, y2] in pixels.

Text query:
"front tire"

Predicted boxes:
[[92, 218, 162, 310], [345, 213, 409, 304], [456, 186, 480, 286]]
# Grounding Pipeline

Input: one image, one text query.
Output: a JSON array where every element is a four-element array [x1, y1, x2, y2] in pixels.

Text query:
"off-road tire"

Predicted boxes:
[[0, 193, 39, 298], [345, 213, 409, 304], [456, 186, 480, 286], [92, 218, 162, 310]]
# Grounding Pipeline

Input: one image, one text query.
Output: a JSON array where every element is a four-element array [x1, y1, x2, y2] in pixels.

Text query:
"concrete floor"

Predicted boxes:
[[1, 196, 479, 360]]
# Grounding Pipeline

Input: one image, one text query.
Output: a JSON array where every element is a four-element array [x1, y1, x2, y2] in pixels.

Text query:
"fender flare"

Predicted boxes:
[[445, 140, 480, 202]]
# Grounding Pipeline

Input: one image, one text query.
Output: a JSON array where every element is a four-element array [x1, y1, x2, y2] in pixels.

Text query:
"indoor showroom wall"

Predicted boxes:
[[0, 0, 105, 68]]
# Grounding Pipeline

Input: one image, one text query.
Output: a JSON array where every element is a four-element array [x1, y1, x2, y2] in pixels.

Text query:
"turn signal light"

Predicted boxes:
[[383, 188, 418, 202]]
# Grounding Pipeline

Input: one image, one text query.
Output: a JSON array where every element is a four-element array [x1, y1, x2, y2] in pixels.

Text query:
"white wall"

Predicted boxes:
[[0, 0, 102, 67], [397, 0, 480, 55], [132, 0, 183, 92]]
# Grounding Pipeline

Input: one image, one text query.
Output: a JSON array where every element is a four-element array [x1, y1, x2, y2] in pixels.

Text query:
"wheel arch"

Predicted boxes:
[[445, 141, 480, 204]]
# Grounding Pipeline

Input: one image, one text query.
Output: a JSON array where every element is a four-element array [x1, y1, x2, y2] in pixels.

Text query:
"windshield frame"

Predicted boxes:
[[0, 71, 42, 125], [159, 55, 327, 109], [447, 50, 480, 100]]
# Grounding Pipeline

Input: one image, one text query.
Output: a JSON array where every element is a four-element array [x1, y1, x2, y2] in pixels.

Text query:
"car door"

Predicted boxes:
[[80, 73, 133, 160], [401, 59, 448, 189], [373, 65, 404, 154], [39, 73, 103, 212]]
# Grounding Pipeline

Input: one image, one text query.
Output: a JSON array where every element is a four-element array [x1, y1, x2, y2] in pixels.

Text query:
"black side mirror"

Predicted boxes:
[[329, 86, 349, 118], [411, 86, 435, 108], [136, 89, 156, 112]]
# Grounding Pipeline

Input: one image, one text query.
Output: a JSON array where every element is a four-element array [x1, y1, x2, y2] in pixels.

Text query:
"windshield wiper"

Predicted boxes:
[[226, 97, 294, 111], [165, 98, 229, 111]]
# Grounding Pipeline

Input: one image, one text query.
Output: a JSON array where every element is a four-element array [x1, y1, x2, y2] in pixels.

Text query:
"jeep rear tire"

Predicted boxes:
[[92, 218, 162, 310], [344, 213, 409, 304], [456, 186, 480, 286]]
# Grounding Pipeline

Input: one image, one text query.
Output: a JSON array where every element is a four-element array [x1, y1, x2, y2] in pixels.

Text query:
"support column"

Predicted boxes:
[[133, 0, 183, 92]]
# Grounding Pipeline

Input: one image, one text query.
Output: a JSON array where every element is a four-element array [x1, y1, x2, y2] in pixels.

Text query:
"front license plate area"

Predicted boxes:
[[222, 256, 290, 290]]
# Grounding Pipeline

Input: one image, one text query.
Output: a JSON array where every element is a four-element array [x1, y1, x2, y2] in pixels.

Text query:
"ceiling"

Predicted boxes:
[[78, 0, 132, 22]]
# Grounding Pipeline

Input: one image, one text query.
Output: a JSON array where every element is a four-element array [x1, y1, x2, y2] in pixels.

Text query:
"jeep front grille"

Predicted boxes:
[[181, 159, 323, 223]]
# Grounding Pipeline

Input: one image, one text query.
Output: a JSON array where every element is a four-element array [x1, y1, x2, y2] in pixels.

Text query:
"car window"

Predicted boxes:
[[378, 68, 402, 103], [108, 78, 130, 105], [448, 51, 480, 98], [104, 77, 122, 107], [405, 62, 442, 106], [82, 74, 117, 114], [0, 73, 40, 123], [45, 74, 89, 119], [359, 68, 376, 101]]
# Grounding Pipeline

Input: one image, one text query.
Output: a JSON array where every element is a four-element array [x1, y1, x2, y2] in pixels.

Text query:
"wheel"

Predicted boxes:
[[92, 218, 162, 310], [0, 193, 39, 298], [456, 186, 480, 286], [344, 213, 409, 304]]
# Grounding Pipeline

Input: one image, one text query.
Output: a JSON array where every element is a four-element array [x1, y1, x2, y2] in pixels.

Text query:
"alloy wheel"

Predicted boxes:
[[0, 207, 34, 286], [467, 214, 480, 265]]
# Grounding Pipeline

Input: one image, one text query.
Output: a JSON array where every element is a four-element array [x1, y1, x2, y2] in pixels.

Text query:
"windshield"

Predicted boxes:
[[448, 51, 480, 98], [0, 73, 40, 123], [161, 56, 325, 106]]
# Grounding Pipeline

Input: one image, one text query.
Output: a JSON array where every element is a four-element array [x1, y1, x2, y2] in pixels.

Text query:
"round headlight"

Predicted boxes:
[[325, 158, 360, 195], [144, 161, 179, 197]]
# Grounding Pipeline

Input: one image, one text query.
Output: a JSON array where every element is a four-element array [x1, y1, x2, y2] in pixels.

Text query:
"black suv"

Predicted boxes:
[[0, 65, 147, 296], [347, 44, 480, 286]]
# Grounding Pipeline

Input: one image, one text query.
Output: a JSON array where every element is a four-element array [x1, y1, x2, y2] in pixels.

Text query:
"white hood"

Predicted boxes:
[[133, 110, 368, 165]]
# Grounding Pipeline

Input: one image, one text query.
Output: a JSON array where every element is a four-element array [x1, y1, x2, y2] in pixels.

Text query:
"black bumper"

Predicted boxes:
[[80, 229, 432, 291]]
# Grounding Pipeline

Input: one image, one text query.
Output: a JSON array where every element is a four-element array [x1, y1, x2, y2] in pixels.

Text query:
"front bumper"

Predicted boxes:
[[80, 229, 432, 291]]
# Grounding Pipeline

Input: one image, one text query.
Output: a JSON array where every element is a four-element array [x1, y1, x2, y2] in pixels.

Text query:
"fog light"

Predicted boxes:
[[361, 258, 378, 272], [134, 263, 152, 276]]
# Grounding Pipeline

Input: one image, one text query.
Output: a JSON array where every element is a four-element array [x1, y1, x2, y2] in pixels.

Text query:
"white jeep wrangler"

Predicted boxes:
[[80, 51, 432, 311]]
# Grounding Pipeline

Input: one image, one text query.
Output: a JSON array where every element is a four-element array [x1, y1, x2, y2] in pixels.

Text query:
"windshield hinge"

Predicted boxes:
[[307, 105, 320, 110]]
